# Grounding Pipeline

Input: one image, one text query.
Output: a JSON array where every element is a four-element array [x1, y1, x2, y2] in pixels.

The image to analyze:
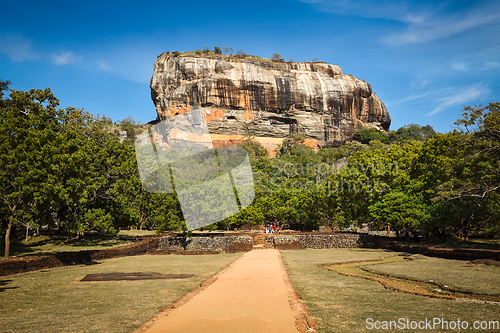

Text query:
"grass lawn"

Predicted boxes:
[[2, 229, 164, 258], [281, 249, 500, 333], [118, 229, 158, 237], [2, 234, 135, 258], [0, 252, 242, 333], [424, 237, 500, 250], [368, 255, 500, 295]]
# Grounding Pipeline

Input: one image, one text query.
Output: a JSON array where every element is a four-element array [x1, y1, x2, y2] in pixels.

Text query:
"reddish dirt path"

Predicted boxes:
[[133, 249, 312, 333]]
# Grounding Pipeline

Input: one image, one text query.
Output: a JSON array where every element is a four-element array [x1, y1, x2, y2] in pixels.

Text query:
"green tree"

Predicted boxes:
[[389, 124, 437, 144], [222, 47, 233, 56], [276, 134, 317, 162], [235, 49, 247, 58], [435, 102, 500, 238], [238, 136, 269, 160], [353, 127, 389, 144], [271, 53, 283, 61], [340, 141, 368, 157], [0, 87, 62, 258], [369, 190, 430, 235]]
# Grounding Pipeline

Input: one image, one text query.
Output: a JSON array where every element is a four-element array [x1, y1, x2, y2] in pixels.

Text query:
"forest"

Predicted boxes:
[[1, 80, 499, 258]]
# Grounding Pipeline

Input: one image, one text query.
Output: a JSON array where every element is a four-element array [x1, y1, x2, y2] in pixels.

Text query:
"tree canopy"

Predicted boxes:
[[1, 79, 498, 259]]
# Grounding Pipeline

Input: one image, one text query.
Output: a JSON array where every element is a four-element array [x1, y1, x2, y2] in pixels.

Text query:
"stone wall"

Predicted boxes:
[[158, 236, 253, 253], [270, 234, 375, 250]]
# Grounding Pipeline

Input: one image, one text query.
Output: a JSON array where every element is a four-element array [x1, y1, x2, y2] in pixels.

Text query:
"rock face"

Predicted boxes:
[[150, 54, 390, 154]]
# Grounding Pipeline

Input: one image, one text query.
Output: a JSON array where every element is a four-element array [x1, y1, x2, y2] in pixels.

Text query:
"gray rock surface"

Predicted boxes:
[[150, 54, 391, 151]]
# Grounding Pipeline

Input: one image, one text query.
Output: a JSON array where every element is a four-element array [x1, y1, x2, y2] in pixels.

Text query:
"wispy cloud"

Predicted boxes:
[[298, 0, 430, 23], [96, 60, 109, 70], [382, 5, 500, 45], [452, 62, 469, 72], [426, 83, 490, 116], [299, 0, 500, 45], [51, 51, 82, 65], [0, 33, 39, 62], [387, 86, 451, 106], [410, 79, 430, 90], [484, 61, 500, 70]]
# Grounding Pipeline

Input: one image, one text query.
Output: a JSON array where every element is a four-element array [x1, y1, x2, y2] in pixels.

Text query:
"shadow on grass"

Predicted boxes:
[[1, 232, 133, 258], [439, 238, 500, 250], [0, 280, 18, 293]]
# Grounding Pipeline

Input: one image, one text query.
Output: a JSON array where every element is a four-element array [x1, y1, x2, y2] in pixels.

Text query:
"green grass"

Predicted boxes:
[[2, 230, 164, 258], [118, 229, 158, 237], [445, 237, 500, 250], [2, 234, 135, 258], [281, 249, 500, 333], [368, 255, 500, 295], [0, 252, 242, 332], [1, 234, 135, 258], [423, 237, 500, 250]]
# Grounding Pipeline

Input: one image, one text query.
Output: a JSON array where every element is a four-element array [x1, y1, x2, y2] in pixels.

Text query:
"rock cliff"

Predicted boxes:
[[150, 53, 390, 154]]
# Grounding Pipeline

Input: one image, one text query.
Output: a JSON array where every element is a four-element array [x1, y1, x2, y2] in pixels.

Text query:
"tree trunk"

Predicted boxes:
[[26, 224, 29, 242], [4, 222, 12, 260]]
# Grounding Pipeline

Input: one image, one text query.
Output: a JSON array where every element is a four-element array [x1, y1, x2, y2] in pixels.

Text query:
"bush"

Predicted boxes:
[[235, 49, 247, 58], [353, 127, 389, 144], [271, 53, 283, 61]]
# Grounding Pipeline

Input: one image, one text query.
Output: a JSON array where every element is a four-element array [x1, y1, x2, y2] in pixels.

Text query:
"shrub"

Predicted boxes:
[[353, 127, 389, 144], [271, 53, 283, 61]]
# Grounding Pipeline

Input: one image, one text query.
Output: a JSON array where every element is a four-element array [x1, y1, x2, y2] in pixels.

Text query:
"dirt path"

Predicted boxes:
[[133, 249, 313, 333]]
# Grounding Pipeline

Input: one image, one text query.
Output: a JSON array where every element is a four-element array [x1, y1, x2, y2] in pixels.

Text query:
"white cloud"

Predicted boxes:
[[51, 51, 82, 65], [96, 60, 109, 70], [299, 0, 500, 46], [298, 0, 430, 23], [452, 63, 469, 72], [0, 33, 39, 62], [426, 83, 490, 116], [387, 86, 451, 106], [382, 6, 500, 45], [410, 79, 430, 90], [484, 61, 500, 70]]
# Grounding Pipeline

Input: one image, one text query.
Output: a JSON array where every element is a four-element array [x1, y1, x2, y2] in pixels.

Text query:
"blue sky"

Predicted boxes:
[[1, 0, 499, 133]]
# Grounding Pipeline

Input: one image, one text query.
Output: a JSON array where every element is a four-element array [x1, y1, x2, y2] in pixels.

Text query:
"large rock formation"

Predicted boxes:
[[150, 54, 390, 154]]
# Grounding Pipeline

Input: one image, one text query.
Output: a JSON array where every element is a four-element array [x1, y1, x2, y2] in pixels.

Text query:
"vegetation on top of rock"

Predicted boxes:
[[156, 47, 324, 63]]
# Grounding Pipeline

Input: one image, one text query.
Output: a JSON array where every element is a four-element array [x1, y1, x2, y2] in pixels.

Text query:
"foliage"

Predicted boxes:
[[237, 136, 269, 160], [271, 53, 284, 61], [353, 127, 389, 144], [235, 49, 247, 58], [222, 47, 233, 56], [1, 79, 497, 246], [0, 85, 184, 258], [340, 141, 368, 157], [389, 124, 437, 144], [369, 190, 430, 231]]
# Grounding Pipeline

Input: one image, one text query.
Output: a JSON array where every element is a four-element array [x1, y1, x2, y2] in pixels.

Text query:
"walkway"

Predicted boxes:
[[133, 249, 306, 333]]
